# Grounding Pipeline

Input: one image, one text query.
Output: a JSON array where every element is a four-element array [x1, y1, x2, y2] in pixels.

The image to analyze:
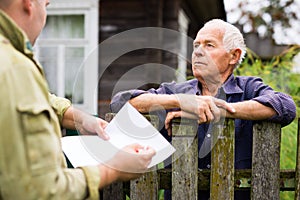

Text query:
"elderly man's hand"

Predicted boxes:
[[165, 94, 236, 135], [176, 94, 235, 120]]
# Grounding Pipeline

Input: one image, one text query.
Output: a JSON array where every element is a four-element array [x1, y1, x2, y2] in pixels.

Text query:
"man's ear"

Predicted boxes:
[[229, 48, 242, 65], [22, 0, 32, 15]]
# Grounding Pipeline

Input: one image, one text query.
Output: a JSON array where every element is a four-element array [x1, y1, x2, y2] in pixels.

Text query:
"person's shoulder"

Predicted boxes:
[[173, 78, 198, 93], [0, 35, 14, 72], [0, 34, 9, 43], [156, 79, 198, 94], [0, 34, 15, 50], [186, 78, 198, 83], [165, 78, 198, 87], [173, 78, 198, 86], [0, 34, 12, 51], [234, 75, 263, 85], [0, 34, 33, 74]]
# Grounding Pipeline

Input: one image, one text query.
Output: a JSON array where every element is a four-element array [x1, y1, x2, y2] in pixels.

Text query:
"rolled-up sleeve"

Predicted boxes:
[[110, 89, 148, 112], [80, 166, 101, 200], [49, 93, 72, 124], [253, 92, 296, 126], [246, 77, 296, 126]]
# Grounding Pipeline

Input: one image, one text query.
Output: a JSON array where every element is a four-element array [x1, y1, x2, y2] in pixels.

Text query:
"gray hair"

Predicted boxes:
[[204, 19, 247, 68]]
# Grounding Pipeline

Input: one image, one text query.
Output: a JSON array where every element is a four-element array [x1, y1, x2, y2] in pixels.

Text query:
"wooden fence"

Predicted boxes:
[[102, 114, 300, 200]]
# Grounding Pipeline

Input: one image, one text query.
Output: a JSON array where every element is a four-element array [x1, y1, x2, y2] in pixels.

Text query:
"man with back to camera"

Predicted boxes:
[[110, 19, 296, 199], [0, 0, 156, 199]]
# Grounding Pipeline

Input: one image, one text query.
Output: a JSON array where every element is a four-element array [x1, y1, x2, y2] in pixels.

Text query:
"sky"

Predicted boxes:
[[223, 0, 300, 45]]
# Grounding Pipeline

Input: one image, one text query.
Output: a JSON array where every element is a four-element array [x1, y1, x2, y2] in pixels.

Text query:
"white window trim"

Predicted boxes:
[[177, 9, 189, 83], [35, 0, 99, 114]]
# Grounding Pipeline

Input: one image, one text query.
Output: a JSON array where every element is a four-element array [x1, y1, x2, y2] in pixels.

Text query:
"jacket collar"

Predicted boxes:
[[0, 10, 45, 74], [0, 10, 34, 59]]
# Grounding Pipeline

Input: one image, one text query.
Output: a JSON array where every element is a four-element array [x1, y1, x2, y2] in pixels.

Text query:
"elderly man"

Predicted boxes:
[[111, 19, 296, 199], [0, 0, 155, 199]]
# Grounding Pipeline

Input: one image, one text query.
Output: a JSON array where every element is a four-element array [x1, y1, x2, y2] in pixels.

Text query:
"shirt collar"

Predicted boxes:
[[194, 74, 244, 96], [0, 10, 34, 59], [221, 74, 244, 95]]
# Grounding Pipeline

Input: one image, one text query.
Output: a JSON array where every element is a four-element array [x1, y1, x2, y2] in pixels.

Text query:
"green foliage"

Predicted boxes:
[[236, 45, 300, 115], [235, 46, 300, 200]]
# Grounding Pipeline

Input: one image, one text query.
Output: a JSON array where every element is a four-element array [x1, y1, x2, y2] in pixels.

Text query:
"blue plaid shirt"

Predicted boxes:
[[111, 74, 296, 169]]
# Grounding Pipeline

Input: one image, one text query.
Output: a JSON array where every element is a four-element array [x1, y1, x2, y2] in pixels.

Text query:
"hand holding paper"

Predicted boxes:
[[107, 143, 156, 175], [62, 102, 175, 169]]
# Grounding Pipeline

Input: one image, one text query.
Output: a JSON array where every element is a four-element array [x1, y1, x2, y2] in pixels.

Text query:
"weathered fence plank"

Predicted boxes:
[[129, 114, 160, 200], [102, 113, 126, 200], [130, 170, 158, 200], [171, 118, 198, 199], [104, 113, 160, 200], [251, 121, 281, 200], [210, 119, 235, 200], [102, 182, 127, 200], [295, 118, 300, 200]]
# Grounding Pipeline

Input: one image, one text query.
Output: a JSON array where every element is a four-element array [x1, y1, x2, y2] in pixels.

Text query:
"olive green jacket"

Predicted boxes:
[[0, 11, 100, 200]]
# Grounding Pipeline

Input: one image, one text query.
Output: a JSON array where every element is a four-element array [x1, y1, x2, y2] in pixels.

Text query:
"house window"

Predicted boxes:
[[34, 0, 99, 114]]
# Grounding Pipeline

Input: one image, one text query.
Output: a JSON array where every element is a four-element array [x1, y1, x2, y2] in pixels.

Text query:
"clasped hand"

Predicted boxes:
[[165, 94, 235, 135]]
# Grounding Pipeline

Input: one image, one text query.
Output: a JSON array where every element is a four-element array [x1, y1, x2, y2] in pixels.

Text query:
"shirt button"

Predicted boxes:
[[207, 164, 211, 169]]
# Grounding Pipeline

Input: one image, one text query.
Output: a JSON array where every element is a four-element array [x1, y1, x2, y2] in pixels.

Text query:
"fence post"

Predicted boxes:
[[171, 118, 198, 199], [295, 118, 300, 200], [210, 119, 235, 200], [130, 114, 160, 200], [130, 169, 158, 200], [251, 121, 281, 200], [103, 113, 126, 200]]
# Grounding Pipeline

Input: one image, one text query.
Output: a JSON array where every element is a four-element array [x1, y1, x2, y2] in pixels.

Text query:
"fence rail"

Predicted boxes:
[[102, 114, 300, 200]]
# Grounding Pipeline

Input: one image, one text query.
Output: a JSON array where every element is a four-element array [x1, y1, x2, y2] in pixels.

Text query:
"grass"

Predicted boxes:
[[280, 119, 298, 200]]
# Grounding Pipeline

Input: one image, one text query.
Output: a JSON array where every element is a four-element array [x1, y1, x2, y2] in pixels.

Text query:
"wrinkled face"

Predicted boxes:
[[30, 0, 50, 44], [192, 25, 233, 84]]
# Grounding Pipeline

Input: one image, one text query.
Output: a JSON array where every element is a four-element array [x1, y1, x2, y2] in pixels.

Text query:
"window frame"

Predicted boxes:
[[177, 9, 190, 83], [35, 0, 99, 114]]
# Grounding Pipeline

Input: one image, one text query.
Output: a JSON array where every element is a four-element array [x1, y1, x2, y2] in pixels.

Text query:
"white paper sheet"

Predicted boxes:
[[62, 102, 175, 168]]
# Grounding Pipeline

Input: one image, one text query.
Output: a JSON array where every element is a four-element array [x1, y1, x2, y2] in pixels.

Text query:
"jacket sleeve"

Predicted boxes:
[[48, 93, 72, 124]]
